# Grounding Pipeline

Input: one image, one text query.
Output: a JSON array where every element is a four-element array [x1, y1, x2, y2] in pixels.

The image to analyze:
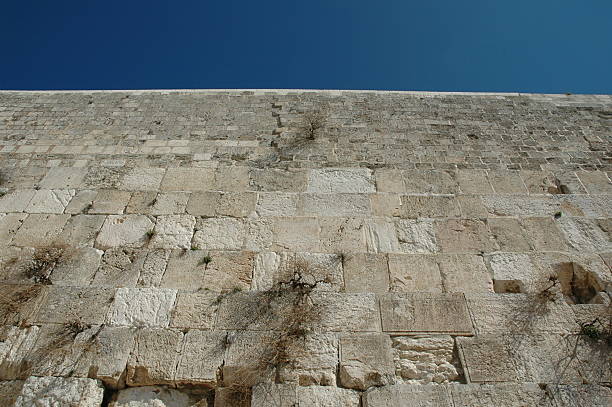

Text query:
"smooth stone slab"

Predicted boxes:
[[400, 195, 460, 218], [403, 170, 458, 194], [437, 254, 493, 293], [449, 383, 554, 407], [455, 336, 519, 383], [300, 193, 371, 217], [379, 293, 473, 335], [434, 219, 498, 254], [127, 192, 189, 215], [272, 217, 320, 252], [255, 192, 299, 217], [0, 213, 27, 246], [89, 189, 131, 214], [160, 168, 215, 191], [343, 253, 389, 294], [54, 214, 106, 247]]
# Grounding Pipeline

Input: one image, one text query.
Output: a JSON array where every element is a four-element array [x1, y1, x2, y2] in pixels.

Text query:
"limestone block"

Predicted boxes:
[[558, 195, 610, 217], [95, 215, 154, 249], [39, 167, 85, 189], [392, 335, 459, 384], [175, 330, 225, 385], [193, 217, 245, 250], [170, 291, 219, 329], [576, 170, 612, 194], [244, 217, 274, 251], [160, 168, 215, 192], [339, 334, 395, 390], [455, 336, 519, 383], [110, 386, 207, 407], [49, 247, 103, 286], [557, 217, 610, 252], [488, 217, 531, 251], [256, 192, 298, 217], [92, 248, 146, 287], [35, 286, 115, 325], [0, 380, 24, 406], [0, 213, 26, 246], [126, 328, 184, 386], [456, 169, 493, 194], [149, 214, 195, 249], [319, 217, 366, 253], [388, 254, 442, 293], [0, 326, 39, 380], [343, 253, 389, 294], [434, 219, 497, 254], [24, 189, 75, 213], [127, 192, 189, 215], [162, 249, 253, 291], [370, 193, 402, 217], [222, 330, 277, 386], [14, 376, 104, 407], [481, 195, 560, 217], [379, 293, 473, 335], [273, 217, 320, 252], [395, 219, 437, 253], [214, 165, 250, 192], [310, 292, 381, 332], [363, 384, 452, 407], [120, 167, 165, 191], [0, 284, 46, 326], [83, 167, 125, 189], [374, 169, 405, 193], [456, 195, 488, 218], [521, 217, 568, 251], [449, 383, 554, 407], [248, 168, 307, 192], [364, 219, 401, 253], [437, 254, 493, 293], [307, 168, 375, 193], [216, 292, 300, 331], [108, 287, 177, 327], [488, 170, 527, 194], [277, 333, 339, 386], [55, 214, 106, 247], [252, 252, 343, 292], [301, 193, 371, 217], [403, 170, 458, 194], [547, 384, 612, 407], [188, 192, 256, 218], [486, 253, 538, 293], [89, 189, 131, 214], [252, 383, 360, 407], [64, 189, 97, 214], [465, 293, 577, 335], [521, 170, 564, 194], [0, 167, 45, 190], [400, 195, 460, 218], [11, 213, 70, 247], [0, 190, 35, 212]]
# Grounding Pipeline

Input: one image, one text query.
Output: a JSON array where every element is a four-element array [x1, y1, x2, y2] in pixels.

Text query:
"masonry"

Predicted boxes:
[[0, 89, 610, 406]]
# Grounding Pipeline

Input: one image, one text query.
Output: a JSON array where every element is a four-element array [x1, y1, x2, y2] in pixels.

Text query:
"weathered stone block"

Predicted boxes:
[[39, 167, 85, 189], [120, 167, 165, 191], [11, 214, 70, 247], [435, 219, 497, 254], [256, 192, 298, 217], [364, 219, 401, 253], [395, 219, 438, 253], [24, 189, 75, 214], [488, 170, 527, 194], [170, 291, 219, 329], [192, 217, 245, 250], [126, 328, 184, 386], [388, 254, 442, 293], [457, 169, 493, 194], [403, 170, 458, 194], [35, 286, 114, 325], [108, 287, 177, 327], [307, 168, 375, 193], [249, 168, 307, 192], [380, 293, 473, 335], [0, 213, 26, 246], [160, 168, 215, 192], [343, 253, 389, 294], [175, 330, 225, 386], [363, 384, 452, 407], [14, 376, 104, 407], [392, 335, 459, 384], [301, 193, 371, 217], [437, 254, 493, 293], [149, 214, 195, 249], [89, 189, 131, 214], [0, 190, 36, 213], [54, 214, 106, 247], [273, 217, 320, 252], [400, 195, 461, 218], [339, 334, 394, 390], [95, 215, 154, 249]]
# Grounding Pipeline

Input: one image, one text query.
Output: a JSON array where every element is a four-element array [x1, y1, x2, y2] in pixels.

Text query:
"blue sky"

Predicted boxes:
[[1, 1, 611, 93]]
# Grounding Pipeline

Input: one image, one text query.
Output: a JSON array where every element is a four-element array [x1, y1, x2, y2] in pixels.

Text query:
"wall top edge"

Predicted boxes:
[[0, 89, 610, 98]]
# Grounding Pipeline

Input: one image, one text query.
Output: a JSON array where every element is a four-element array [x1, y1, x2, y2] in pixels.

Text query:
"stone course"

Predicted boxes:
[[0, 89, 610, 405]]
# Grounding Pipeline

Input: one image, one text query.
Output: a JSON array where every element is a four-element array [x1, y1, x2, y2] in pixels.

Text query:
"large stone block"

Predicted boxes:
[[0, 213, 27, 246], [256, 192, 299, 217], [395, 219, 438, 254], [363, 384, 452, 407], [54, 214, 106, 247], [174, 330, 225, 386], [192, 217, 245, 251], [24, 189, 75, 214], [0, 190, 36, 213], [0, 326, 39, 380], [456, 169, 493, 194], [252, 383, 360, 407], [379, 293, 473, 335], [248, 168, 308, 192], [170, 291, 219, 329], [343, 253, 389, 293], [34, 286, 115, 325], [149, 214, 195, 249], [403, 169, 458, 194], [339, 334, 395, 390], [307, 168, 375, 193], [400, 195, 460, 218], [160, 168, 215, 192], [14, 376, 104, 407], [108, 287, 177, 327], [437, 254, 493, 293], [89, 189, 131, 214], [126, 191, 189, 215], [388, 254, 442, 293], [11, 214, 70, 247], [126, 328, 184, 386], [392, 335, 459, 384], [434, 219, 497, 254], [95, 215, 155, 249], [273, 217, 320, 252], [39, 167, 85, 189], [120, 167, 165, 191]]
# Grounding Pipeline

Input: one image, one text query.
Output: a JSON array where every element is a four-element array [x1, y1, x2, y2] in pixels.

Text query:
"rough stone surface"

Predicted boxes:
[[108, 287, 178, 327], [14, 376, 104, 407], [95, 215, 155, 249]]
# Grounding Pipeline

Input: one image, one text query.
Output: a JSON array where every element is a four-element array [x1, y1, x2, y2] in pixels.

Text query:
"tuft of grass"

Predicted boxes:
[[200, 255, 213, 269], [23, 247, 67, 285], [299, 110, 327, 140]]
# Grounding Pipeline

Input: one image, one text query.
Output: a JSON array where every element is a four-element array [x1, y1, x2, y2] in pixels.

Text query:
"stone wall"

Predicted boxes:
[[0, 90, 610, 406]]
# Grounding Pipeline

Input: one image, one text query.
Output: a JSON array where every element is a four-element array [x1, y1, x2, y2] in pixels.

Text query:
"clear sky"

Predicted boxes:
[[1, 1, 611, 93]]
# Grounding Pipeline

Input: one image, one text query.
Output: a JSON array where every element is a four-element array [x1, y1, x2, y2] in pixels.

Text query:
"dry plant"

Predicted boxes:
[[22, 247, 68, 285], [220, 258, 331, 403], [0, 284, 44, 326], [298, 110, 327, 140]]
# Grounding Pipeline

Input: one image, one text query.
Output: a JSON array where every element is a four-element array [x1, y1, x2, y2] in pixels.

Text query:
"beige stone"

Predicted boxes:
[[149, 214, 195, 249], [0, 190, 36, 213], [307, 168, 375, 193], [575, 171, 612, 194], [370, 193, 402, 217], [248, 168, 307, 192], [388, 254, 442, 293], [64, 189, 97, 214], [339, 334, 394, 390], [35, 286, 114, 325], [193, 217, 245, 250], [273, 217, 320, 252], [437, 254, 493, 293], [343, 253, 389, 293], [89, 189, 131, 214], [488, 170, 527, 194], [301, 193, 371, 217], [403, 170, 458, 194], [488, 217, 531, 251], [375, 169, 405, 193], [0, 213, 27, 246], [0, 380, 24, 406], [39, 167, 85, 189], [319, 217, 366, 253], [126, 328, 184, 386], [521, 217, 568, 251], [400, 195, 460, 218], [11, 214, 70, 247], [127, 191, 189, 215], [395, 219, 438, 253], [364, 218, 401, 253], [14, 376, 104, 407], [392, 335, 459, 383], [0, 326, 39, 380], [108, 287, 177, 327], [457, 169, 493, 194], [120, 167, 165, 191], [24, 189, 75, 214], [380, 293, 473, 335], [160, 168, 215, 191], [95, 215, 155, 249], [435, 219, 497, 254], [110, 386, 207, 407], [175, 330, 225, 385], [486, 252, 538, 293], [48, 247, 103, 286], [256, 192, 298, 217], [170, 291, 219, 329], [363, 384, 452, 407], [54, 214, 106, 247]]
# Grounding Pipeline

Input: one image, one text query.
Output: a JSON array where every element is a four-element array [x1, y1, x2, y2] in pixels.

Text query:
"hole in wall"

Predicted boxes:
[[554, 262, 602, 304]]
